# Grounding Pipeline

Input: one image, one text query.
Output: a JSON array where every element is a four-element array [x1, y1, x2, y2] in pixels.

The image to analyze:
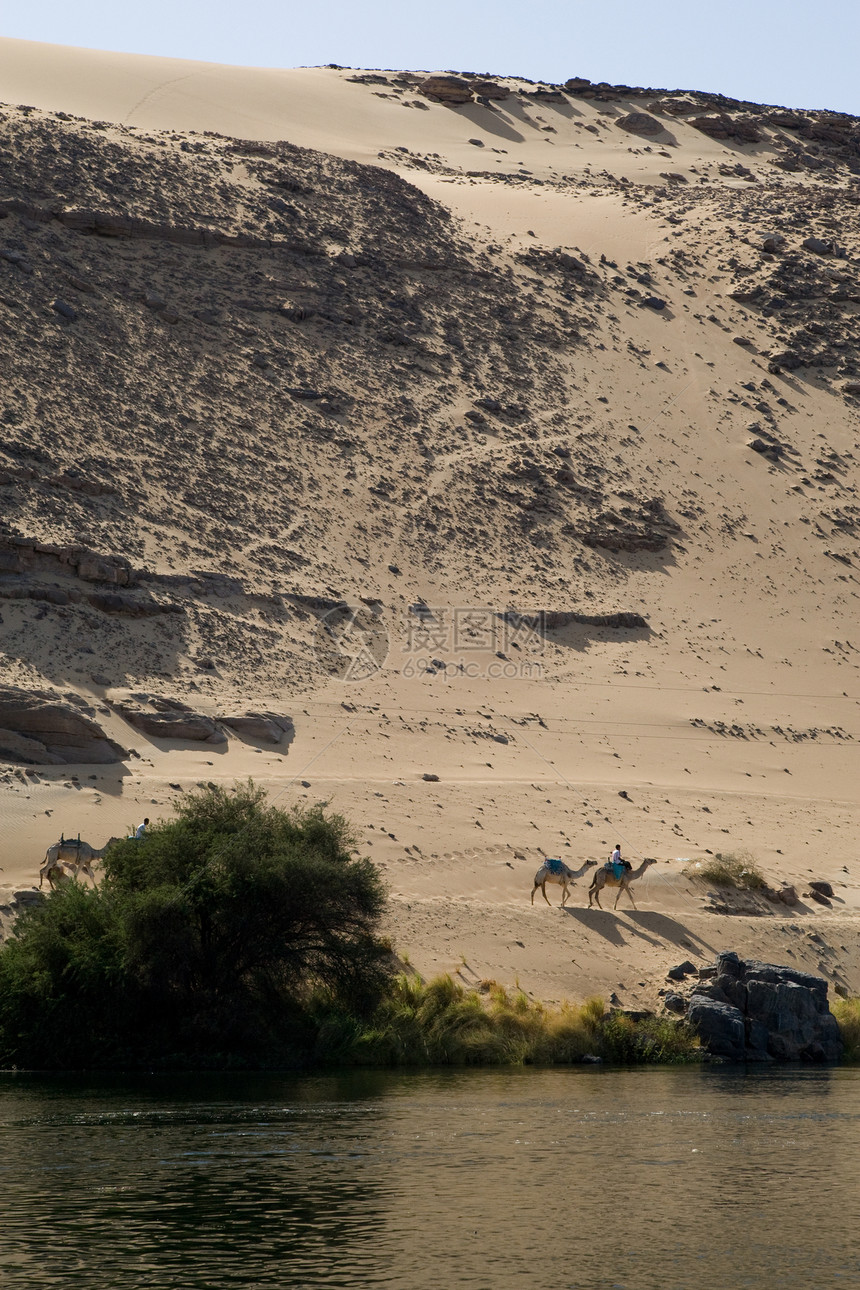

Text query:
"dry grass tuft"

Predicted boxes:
[[833, 997, 860, 1062], [315, 975, 700, 1067], [684, 850, 767, 891]]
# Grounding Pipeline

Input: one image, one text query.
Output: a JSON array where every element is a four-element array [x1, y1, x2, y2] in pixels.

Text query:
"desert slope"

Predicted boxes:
[[1, 41, 859, 1012]]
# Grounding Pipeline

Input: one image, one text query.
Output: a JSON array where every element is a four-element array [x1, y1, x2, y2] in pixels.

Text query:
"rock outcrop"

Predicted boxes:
[[502, 609, 648, 633], [615, 112, 663, 137], [112, 697, 226, 744], [418, 76, 473, 105], [690, 113, 762, 143], [686, 952, 843, 1063], [220, 712, 294, 743], [0, 687, 126, 764]]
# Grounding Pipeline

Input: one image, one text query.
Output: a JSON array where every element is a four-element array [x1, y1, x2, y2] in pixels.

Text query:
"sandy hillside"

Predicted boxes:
[[1, 38, 859, 1012]]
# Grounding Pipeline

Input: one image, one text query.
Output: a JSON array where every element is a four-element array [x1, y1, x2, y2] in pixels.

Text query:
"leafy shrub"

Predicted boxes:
[[685, 850, 767, 890], [833, 997, 860, 1062], [0, 784, 391, 1068]]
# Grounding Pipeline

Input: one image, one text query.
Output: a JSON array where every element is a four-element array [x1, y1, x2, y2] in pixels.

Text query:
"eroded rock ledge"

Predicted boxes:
[[0, 687, 126, 764]]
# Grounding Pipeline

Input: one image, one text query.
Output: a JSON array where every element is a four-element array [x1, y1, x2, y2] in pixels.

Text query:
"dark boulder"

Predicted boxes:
[[615, 112, 663, 137], [687, 997, 746, 1061], [667, 959, 697, 981], [688, 953, 842, 1062]]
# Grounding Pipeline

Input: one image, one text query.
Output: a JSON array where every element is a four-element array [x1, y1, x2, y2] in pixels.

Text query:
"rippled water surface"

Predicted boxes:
[[1, 1066, 859, 1289]]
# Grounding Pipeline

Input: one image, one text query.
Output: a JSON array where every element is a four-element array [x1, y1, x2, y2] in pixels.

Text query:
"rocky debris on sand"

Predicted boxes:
[[748, 437, 784, 459], [220, 713, 294, 743], [685, 952, 843, 1063], [809, 880, 834, 898], [580, 496, 681, 553], [0, 536, 134, 586], [0, 686, 127, 764], [112, 697, 226, 744]]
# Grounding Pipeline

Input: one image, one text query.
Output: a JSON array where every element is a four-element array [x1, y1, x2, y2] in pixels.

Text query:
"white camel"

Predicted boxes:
[[531, 857, 598, 907], [39, 836, 121, 890], [588, 857, 657, 910]]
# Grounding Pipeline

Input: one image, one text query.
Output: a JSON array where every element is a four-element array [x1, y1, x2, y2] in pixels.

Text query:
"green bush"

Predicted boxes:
[[684, 850, 767, 891], [0, 784, 391, 1068], [833, 997, 860, 1062]]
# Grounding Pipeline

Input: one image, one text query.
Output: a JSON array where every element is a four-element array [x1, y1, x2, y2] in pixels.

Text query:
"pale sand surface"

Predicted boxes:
[[1, 40, 858, 1014]]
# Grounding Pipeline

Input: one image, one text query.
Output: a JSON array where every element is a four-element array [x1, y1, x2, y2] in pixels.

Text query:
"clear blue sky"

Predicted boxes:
[[10, 1, 860, 115]]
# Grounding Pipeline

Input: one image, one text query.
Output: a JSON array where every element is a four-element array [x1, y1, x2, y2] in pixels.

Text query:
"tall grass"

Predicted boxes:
[[312, 974, 700, 1067], [833, 998, 860, 1062], [684, 850, 767, 891]]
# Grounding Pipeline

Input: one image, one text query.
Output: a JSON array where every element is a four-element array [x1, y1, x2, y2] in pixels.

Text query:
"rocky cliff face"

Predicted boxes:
[[0, 100, 672, 713]]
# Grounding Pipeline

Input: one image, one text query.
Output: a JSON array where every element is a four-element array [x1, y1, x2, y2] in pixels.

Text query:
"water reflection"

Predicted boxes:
[[1, 1067, 858, 1289]]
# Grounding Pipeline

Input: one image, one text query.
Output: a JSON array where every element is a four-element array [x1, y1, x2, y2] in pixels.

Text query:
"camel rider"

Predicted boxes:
[[608, 844, 629, 880]]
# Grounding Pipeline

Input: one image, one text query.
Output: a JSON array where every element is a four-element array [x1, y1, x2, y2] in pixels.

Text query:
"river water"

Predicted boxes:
[[1, 1066, 858, 1289]]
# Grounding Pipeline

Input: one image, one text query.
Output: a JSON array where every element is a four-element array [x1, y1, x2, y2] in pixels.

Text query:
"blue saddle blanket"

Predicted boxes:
[[605, 861, 626, 880], [545, 857, 564, 876]]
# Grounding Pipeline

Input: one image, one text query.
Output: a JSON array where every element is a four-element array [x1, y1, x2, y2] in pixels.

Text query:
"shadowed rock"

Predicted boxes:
[[615, 112, 663, 137], [221, 713, 294, 743], [113, 698, 226, 744], [418, 76, 473, 105], [0, 687, 127, 763]]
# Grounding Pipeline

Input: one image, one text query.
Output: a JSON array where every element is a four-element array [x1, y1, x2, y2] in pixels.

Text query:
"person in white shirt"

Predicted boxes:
[[609, 844, 629, 877], [135, 818, 150, 840]]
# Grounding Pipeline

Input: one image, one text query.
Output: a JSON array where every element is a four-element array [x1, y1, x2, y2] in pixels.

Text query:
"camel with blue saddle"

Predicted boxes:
[[588, 856, 657, 909], [531, 856, 598, 907]]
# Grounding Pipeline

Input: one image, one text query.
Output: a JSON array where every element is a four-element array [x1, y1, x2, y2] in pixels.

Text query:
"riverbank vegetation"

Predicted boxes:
[[0, 784, 390, 1069], [833, 998, 860, 1061], [311, 974, 700, 1067], [4, 787, 853, 1069]]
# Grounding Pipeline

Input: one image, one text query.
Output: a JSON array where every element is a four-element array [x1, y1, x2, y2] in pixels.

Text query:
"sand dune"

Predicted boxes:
[[1, 40, 859, 1011]]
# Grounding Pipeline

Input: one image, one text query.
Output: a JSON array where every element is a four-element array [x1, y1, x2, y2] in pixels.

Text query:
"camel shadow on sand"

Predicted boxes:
[[624, 910, 717, 957], [563, 906, 663, 950], [563, 906, 717, 959]]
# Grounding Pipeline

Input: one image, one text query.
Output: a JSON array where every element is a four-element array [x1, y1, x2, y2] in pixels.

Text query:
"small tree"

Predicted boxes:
[[0, 784, 391, 1068]]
